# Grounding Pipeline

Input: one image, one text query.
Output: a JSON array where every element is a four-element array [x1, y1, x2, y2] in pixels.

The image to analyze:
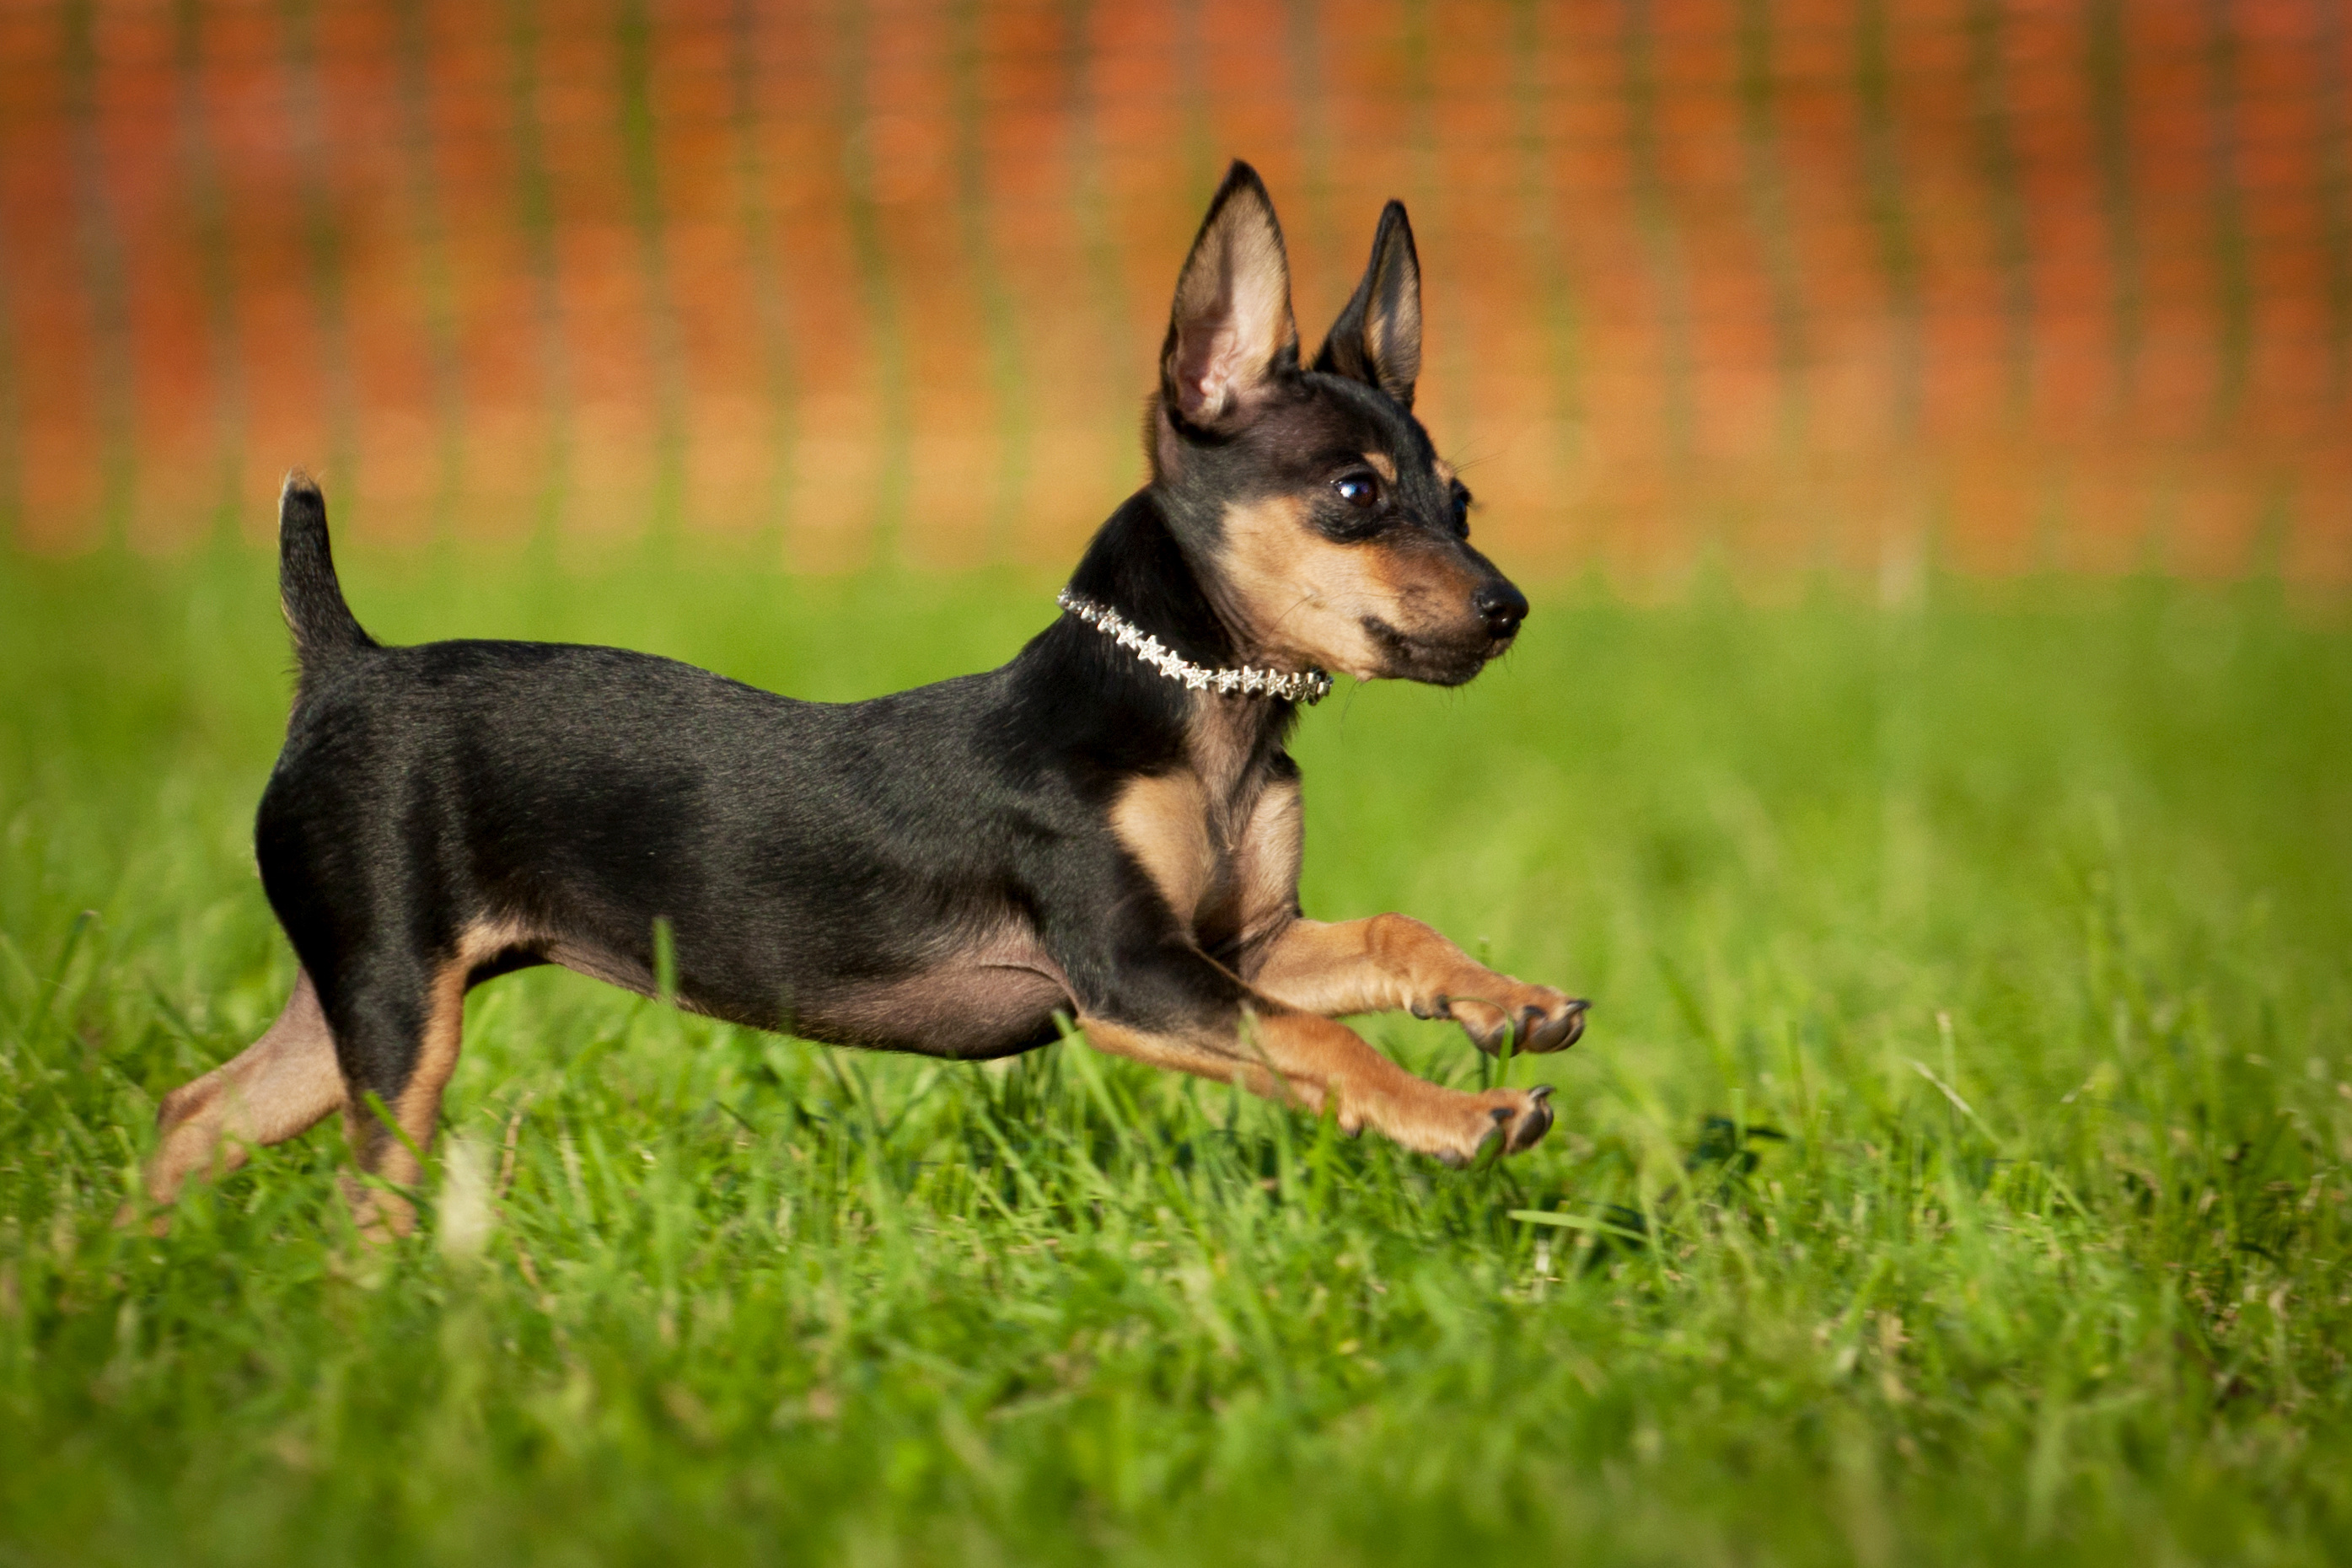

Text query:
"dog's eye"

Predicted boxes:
[[1449, 481, 1474, 539], [1333, 473, 1380, 510]]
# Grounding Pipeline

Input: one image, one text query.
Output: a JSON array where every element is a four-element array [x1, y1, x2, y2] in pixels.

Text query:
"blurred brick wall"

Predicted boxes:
[[3, 0, 2347, 580]]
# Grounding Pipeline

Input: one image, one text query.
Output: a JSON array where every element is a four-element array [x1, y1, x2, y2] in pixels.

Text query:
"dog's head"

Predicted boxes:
[[1147, 162, 1527, 687]]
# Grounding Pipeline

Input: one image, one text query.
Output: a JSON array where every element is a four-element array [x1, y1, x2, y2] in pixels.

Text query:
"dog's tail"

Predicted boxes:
[[277, 470, 375, 675]]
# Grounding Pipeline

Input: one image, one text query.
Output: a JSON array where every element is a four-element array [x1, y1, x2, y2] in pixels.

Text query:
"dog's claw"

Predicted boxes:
[[1435, 1085, 1557, 1166], [1522, 998, 1587, 1053], [1461, 991, 1587, 1056], [1509, 1083, 1556, 1152]]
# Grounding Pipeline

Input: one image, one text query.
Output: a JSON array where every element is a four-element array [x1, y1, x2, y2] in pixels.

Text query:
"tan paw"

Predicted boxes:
[[1426, 985, 1588, 1055], [1432, 1084, 1555, 1166], [339, 1173, 418, 1245]]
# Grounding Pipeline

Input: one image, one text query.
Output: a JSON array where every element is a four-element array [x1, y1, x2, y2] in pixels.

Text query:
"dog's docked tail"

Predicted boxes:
[[277, 470, 374, 679]]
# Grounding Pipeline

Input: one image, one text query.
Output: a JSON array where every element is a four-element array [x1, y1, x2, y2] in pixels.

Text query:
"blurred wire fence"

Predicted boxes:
[[3, 0, 2348, 580]]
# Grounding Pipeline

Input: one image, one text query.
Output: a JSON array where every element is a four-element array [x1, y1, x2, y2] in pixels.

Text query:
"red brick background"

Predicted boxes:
[[3, 0, 2347, 581]]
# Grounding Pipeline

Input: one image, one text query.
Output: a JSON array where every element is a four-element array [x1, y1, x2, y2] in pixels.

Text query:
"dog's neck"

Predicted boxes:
[[1052, 492, 1303, 794], [1055, 592, 1331, 704]]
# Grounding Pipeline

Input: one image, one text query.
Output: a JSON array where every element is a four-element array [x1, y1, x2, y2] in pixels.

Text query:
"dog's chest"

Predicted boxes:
[[1109, 765, 1302, 946]]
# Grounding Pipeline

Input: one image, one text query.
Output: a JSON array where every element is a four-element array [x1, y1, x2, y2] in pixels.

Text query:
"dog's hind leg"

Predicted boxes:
[[321, 945, 474, 1242], [141, 969, 347, 1214]]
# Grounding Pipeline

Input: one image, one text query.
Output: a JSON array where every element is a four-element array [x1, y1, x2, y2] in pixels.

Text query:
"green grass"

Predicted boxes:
[[3, 539, 2349, 1565]]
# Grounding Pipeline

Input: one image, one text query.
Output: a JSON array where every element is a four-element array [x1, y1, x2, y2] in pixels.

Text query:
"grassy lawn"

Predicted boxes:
[[2, 540, 2349, 1565]]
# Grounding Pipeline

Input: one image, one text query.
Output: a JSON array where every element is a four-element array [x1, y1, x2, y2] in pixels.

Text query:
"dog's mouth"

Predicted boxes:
[[1361, 616, 1513, 686]]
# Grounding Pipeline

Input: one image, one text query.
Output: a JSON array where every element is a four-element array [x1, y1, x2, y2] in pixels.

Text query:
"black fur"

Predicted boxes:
[[256, 489, 1287, 1111], [277, 472, 373, 685]]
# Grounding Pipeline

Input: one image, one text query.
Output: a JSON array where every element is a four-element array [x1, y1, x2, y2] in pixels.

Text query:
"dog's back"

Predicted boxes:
[[261, 486, 1066, 1050]]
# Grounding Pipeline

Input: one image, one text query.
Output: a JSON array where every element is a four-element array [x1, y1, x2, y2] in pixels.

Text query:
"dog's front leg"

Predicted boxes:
[[1243, 914, 1586, 1055], [1074, 948, 1553, 1165]]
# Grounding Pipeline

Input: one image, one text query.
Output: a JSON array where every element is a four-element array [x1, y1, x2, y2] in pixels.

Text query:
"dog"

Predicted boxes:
[[142, 162, 1587, 1238]]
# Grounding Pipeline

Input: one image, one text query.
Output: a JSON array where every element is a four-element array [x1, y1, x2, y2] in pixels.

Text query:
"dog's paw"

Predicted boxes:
[[1431, 985, 1588, 1055], [1433, 1084, 1555, 1167]]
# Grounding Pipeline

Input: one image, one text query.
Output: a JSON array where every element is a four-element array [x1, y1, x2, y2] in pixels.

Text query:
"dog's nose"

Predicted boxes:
[[1473, 581, 1528, 641]]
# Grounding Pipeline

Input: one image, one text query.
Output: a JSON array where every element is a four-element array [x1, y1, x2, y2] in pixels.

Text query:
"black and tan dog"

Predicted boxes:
[[144, 162, 1587, 1236]]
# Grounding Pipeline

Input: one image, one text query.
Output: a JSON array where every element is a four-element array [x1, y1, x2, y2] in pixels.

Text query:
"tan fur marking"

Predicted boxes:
[[1247, 914, 1583, 1053], [1364, 452, 1397, 482], [342, 917, 533, 1239], [1218, 495, 1400, 679], [1077, 1016, 1294, 1102], [1111, 771, 1216, 928], [1217, 495, 1488, 679], [1433, 457, 1457, 486], [1113, 753, 1297, 958], [1079, 1002, 1548, 1163], [1181, 696, 1275, 813], [1227, 778, 1303, 952], [142, 969, 346, 1210], [141, 915, 538, 1236]]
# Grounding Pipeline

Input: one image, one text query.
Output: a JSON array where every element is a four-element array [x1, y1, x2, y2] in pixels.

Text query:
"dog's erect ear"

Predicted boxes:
[[1313, 200, 1421, 411], [1161, 162, 1298, 428]]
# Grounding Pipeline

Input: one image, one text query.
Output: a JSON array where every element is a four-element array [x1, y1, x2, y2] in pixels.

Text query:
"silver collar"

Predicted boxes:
[[1057, 589, 1333, 705]]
